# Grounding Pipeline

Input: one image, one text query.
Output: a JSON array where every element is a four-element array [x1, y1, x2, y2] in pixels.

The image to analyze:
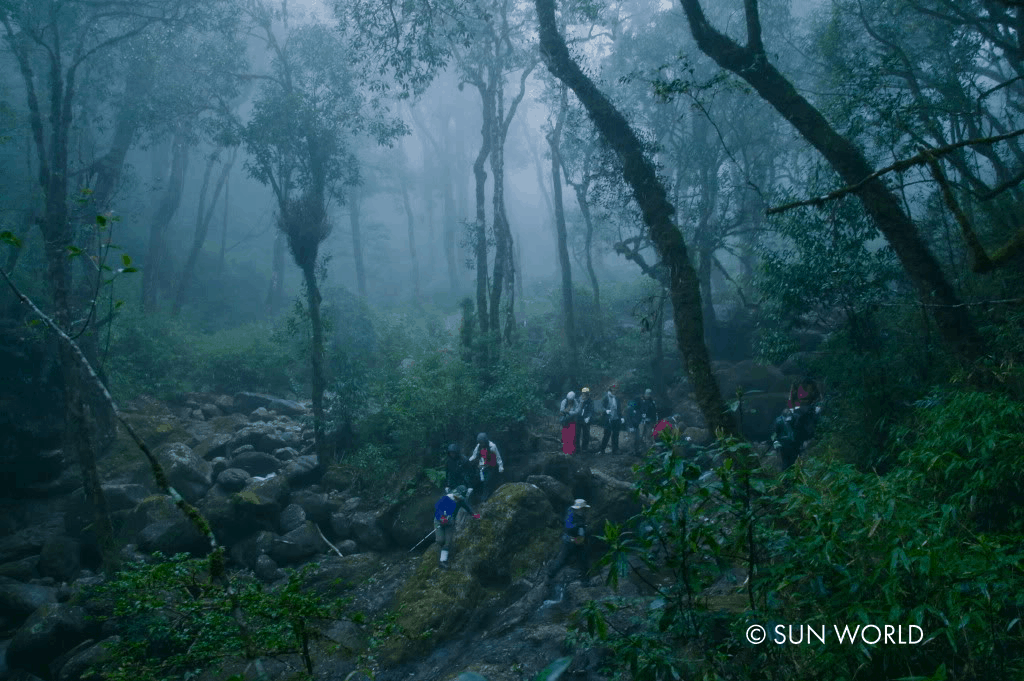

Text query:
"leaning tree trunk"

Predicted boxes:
[[678, 0, 983, 361], [142, 132, 189, 312], [549, 87, 579, 379], [537, 0, 736, 436]]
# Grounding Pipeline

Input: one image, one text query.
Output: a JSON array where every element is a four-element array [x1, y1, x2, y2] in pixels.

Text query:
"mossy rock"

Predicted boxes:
[[99, 417, 192, 482], [381, 483, 559, 665]]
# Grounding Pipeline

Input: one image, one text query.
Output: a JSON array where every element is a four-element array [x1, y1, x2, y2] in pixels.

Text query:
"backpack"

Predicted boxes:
[[480, 444, 497, 467]]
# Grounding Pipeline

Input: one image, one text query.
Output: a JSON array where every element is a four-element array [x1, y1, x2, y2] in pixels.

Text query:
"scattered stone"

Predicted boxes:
[[249, 407, 272, 422], [200, 404, 221, 420], [193, 433, 233, 461], [210, 457, 229, 476], [216, 468, 251, 493], [213, 394, 235, 412], [229, 451, 281, 477], [233, 392, 305, 417], [254, 554, 284, 583], [231, 444, 255, 456], [154, 442, 212, 503], [0, 577, 57, 621], [272, 447, 299, 460], [191, 409, 205, 421], [267, 522, 323, 565], [280, 455, 321, 487], [6, 603, 90, 678], [279, 504, 307, 534], [337, 539, 357, 554], [56, 635, 120, 681], [38, 536, 81, 582]]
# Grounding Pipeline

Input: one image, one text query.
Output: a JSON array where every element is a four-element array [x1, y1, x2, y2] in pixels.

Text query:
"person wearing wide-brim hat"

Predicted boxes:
[[547, 498, 592, 582]]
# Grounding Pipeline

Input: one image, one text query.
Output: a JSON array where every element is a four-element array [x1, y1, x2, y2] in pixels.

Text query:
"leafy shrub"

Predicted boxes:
[[82, 555, 360, 681]]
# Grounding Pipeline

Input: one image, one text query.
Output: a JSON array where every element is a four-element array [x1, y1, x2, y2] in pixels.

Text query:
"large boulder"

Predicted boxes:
[[133, 495, 209, 557], [6, 603, 91, 678], [215, 468, 251, 493], [228, 451, 281, 477], [154, 443, 212, 503], [0, 577, 57, 622], [279, 455, 321, 487], [279, 504, 307, 534], [382, 482, 559, 665], [267, 522, 324, 565], [383, 494, 437, 549], [715, 360, 790, 398], [234, 475, 290, 525], [192, 433, 233, 461], [38, 536, 81, 582], [349, 511, 390, 552], [55, 636, 120, 681], [227, 423, 297, 455], [526, 475, 573, 513], [290, 490, 342, 527], [232, 392, 305, 417], [588, 469, 641, 526]]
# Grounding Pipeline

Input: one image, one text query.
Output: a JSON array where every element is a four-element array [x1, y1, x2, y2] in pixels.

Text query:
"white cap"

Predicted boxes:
[[572, 499, 590, 509], [567, 391, 576, 400]]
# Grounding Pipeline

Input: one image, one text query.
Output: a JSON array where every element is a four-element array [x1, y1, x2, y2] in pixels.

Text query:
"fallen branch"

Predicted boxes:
[[315, 522, 344, 558]]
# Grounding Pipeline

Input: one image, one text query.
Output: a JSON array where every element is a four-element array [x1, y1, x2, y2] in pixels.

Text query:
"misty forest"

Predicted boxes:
[[1, 0, 1023, 679]]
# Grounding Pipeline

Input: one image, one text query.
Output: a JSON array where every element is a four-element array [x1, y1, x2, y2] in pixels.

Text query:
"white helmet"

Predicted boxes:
[[567, 391, 576, 400]]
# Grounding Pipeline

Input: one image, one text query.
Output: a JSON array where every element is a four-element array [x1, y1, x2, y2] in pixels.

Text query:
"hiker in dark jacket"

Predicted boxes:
[[599, 384, 624, 455], [547, 499, 592, 582], [433, 485, 480, 568], [577, 387, 595, 453], [444, 443, 472, 492], [773, 409, 801, 469]]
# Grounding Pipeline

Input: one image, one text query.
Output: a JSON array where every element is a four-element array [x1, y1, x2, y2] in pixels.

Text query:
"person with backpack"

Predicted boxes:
[[547, 498, 592, 583], [444, 443, 472, 493], [433, 485, 480, 569], [599, 384, 624, 455], [559, 391, 581, 454], [577, 387, 595, 453], [772, 408, 801, 469], [789, 377, 821, 443], [469, 432, 504, 501], [633, 388, 659, 455]]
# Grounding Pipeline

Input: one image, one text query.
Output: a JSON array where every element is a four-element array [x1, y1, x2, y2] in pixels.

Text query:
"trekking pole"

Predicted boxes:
[[409, 529, 436, 552]]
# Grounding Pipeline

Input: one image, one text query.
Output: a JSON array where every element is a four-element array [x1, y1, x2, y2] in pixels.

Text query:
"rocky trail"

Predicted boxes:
[[0, 355, 810, 681]]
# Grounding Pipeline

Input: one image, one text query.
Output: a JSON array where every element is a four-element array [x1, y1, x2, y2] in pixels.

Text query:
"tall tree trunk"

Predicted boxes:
[[173, 148, 236, 316], [549, 87, 578, 379], [219, 169, 230, 275], [302, 264, 326, 457], [400, 179, 421, 301], [142, 132, 189, 312], [571, 180, 601, 315], [653, 289, 667, 398], [267, 231, 285, 311], [678, 0, 983, 361], [350, 186, 367, 298], [537, 0, 736, 436], [488, 112, 511, 337], [441, 122, 459, 293], [473, 86, 494, 341]]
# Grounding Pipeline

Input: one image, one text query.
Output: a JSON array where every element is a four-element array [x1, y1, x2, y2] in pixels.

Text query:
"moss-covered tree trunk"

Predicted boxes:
[[678, 0, 983, 361], [536, 0, 736, 436]]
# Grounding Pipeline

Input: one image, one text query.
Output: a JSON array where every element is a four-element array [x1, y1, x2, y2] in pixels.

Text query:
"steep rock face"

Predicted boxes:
[[383, 483, 559, 665]]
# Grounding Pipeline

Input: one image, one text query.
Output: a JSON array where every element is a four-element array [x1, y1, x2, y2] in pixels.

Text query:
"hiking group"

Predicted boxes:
[[558, 384, 679, 456]]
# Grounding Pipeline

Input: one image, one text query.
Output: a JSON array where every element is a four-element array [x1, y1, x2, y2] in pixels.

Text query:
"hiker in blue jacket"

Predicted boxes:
[[547, 499, 592, 582], [434, 485, 480, 569]]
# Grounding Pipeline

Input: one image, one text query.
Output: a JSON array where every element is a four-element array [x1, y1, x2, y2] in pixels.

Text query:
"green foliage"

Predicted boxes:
[[579, 393, 1024, 681], [82, 555, 361, 681], [106, 312, 298, 400]]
